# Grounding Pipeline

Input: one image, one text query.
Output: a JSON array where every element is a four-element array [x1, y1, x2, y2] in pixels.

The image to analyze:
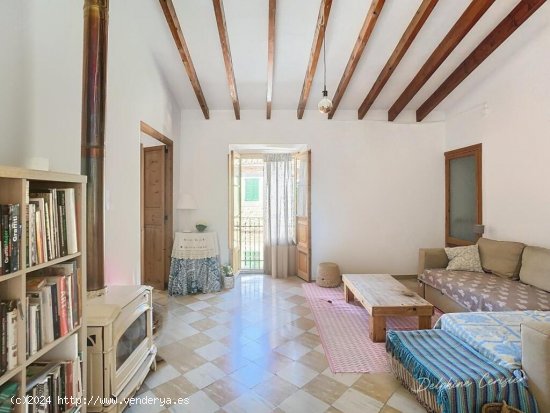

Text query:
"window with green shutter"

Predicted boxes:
[[244, 178, 260, 202]]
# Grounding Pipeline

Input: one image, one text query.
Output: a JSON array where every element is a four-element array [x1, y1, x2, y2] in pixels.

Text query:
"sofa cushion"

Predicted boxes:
[[521, 322, 550, 413], [519, 246, 550, 292], [419, 269, 550, 311], [477, 238, 525, 280], [444, 245, 483, 272]]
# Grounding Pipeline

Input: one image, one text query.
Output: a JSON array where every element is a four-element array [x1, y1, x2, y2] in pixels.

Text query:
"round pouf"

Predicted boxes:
[[316, 262, 341, 287]]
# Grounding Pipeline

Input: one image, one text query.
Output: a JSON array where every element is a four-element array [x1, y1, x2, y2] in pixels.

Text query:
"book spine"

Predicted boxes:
[[58, 278, 68, 337], [51, 190, 59, 259], [29, 204, 37, 267], [35, 210, 44, 264], [65, 275, 73, 331], [50, 283, 60, 340], [43, 201, 53, 261], [10, 204, 20, 273], [30, 304, 38, 355], [26, 205, 30, 268], [6, 306, 18, 371], [2, 206, 10, 274], [65, 190, 78, 255], [71, 270, 79, 328], [57, 191, 67, 257], [43, 286, 54, 344], [0, 303, 6, 374]]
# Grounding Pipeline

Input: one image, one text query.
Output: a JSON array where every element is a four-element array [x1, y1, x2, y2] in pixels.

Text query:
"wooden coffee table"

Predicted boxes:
[[343, 274, 434, 343]]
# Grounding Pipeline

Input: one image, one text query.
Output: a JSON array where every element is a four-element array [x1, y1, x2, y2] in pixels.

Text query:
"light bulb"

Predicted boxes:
[[318, 90, 332, 114]]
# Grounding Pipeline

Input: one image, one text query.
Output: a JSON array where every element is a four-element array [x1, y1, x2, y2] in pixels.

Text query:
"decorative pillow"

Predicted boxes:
[[477, 238, 525, 280], [444, 245, 484, 273]]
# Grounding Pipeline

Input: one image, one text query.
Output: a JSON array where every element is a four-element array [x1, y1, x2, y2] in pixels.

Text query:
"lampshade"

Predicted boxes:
[[177, 193, 197, 210]]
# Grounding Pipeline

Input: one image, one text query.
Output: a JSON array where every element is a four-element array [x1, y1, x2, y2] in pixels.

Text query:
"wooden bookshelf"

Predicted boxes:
[[0, 166, 87, 413]]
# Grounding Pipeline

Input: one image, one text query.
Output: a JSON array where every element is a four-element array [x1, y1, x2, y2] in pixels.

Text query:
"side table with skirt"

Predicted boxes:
[[168, 231, 223, 295]]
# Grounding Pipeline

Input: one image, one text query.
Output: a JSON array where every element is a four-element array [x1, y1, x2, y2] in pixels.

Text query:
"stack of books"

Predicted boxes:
[[26, 261, 81, 357], [0, 204, 20, 275], [27, 187, 78, 267], [0, 300, 19, 375], [26, 357, 82, 413]]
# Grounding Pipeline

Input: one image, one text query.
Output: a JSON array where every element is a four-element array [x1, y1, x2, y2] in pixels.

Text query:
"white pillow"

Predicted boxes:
[[445, 245, 484, 273]]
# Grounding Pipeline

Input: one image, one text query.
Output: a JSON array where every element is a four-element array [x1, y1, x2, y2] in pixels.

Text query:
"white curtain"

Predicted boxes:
[[263, 153, 297, 278]]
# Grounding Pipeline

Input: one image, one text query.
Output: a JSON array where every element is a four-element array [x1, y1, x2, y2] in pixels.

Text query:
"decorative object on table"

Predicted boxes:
[[316, 262, 341, 287], [222, 265, 235, 289], [176, 193, 197, 232], [195, 221, 208, 232], [482, 401, 523, 413], [169, 231, 222, 295]]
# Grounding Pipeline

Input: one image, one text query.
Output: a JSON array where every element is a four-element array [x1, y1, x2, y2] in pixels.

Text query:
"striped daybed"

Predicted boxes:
[[386, 311, 550, 413]]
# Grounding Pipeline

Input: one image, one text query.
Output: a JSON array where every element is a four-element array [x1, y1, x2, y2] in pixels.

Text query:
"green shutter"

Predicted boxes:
[[244, 178, 260, 202]]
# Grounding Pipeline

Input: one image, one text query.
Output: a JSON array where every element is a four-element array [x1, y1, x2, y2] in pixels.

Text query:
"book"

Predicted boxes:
[[8, 205, 20, 273], [58, 189, 77, 255], [28, 203, 38, 267], [1, 206, 10, 274], [4, 300, 18, 371], [28, 302, 40, 356], [0, 303, 6, 374], [56, 191, 67, 257], [0, 382, 19, 413], [29, 198, 47, 265]]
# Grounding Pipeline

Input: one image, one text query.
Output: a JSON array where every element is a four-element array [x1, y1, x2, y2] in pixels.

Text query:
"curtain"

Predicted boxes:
[[263, 153, 297, 278]]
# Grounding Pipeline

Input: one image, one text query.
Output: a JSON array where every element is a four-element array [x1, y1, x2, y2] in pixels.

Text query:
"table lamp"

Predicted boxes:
[[177, 193, 197, 232]]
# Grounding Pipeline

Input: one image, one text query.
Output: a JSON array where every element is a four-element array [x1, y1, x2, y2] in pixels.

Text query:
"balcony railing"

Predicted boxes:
[[239, 217, 263, 271]]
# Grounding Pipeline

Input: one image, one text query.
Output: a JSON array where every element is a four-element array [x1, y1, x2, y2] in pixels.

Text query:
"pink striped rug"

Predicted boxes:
[[303, 283, 442, 373]]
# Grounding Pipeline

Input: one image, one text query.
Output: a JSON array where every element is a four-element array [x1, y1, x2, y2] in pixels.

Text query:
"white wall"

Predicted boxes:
[[180, 110, 445, 276], [0, 2, 30, 166], [445, 6, 550, 248], [1, 1, 182, 285]]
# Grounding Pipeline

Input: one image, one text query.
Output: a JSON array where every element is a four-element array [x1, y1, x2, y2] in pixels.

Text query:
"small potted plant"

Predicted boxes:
[[222, 265, 234, 289], [195, 221, 208, 232]]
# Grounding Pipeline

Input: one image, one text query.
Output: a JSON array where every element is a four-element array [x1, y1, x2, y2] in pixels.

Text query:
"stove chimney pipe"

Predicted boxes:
[[81, 0, 109, 291]]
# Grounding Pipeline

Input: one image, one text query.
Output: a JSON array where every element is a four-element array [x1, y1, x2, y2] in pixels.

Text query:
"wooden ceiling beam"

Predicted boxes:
[[328, 0, 385, 119], [388, 0, 495, 121], [358, 0, 439, 120], [297, 0, 333, 119], [417, 0, 547, 121], [213, 0, 240, 120], [159, 0, 209, 119], [267, 0, 276, 119]]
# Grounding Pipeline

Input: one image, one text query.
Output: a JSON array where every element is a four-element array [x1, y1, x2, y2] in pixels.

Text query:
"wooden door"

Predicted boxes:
[[295, 150, 311, 281], [143, 146, 166, 290], [228, 151, 242, 273]]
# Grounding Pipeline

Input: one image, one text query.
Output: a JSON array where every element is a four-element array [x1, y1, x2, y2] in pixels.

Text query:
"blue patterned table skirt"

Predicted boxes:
[[168, 257, 223, 296]]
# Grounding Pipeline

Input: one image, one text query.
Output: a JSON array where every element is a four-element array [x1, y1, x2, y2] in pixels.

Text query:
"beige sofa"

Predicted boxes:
[[418, 238, 550, 313], [417, 238, 550, 412]]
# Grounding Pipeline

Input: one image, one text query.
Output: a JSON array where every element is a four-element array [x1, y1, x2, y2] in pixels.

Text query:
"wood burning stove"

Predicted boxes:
[[86, 286, 157, 412]]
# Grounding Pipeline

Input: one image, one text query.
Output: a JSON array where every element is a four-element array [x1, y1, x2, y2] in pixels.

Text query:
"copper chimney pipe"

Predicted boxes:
[[81, 0, 109, 291]]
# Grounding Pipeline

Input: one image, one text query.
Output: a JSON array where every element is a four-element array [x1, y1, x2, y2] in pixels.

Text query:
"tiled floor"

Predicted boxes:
[[131, 274, 427, 413]]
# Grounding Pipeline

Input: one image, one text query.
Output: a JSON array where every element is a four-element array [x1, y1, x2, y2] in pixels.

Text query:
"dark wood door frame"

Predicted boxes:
[[140, 121, 174, 288], [445, 143, 482, 247]]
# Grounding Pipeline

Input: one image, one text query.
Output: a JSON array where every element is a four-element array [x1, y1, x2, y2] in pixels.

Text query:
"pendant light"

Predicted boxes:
[[318, 30, 332, 114]]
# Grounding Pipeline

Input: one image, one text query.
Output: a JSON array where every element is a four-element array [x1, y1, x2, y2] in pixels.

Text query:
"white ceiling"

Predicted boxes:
[[150, 0, 548, 119]]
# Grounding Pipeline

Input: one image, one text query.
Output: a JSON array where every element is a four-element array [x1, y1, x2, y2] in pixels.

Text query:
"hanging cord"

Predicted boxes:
[[323, 34, 327, 92]]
